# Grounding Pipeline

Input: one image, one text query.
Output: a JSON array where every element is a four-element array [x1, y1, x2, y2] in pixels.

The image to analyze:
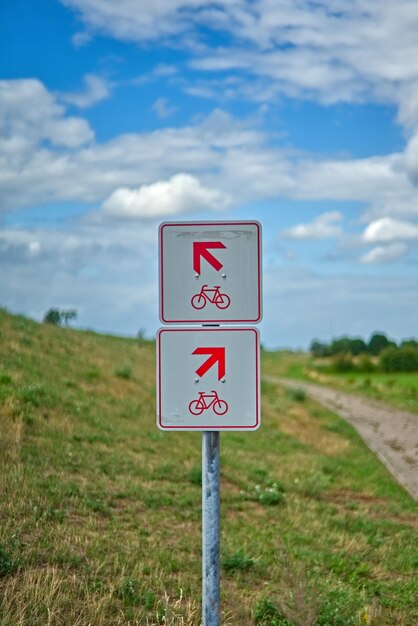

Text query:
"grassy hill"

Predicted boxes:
[[0, 309, 417, 625]]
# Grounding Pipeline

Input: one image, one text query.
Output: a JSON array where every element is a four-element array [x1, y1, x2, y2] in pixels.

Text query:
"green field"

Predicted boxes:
[[0, 309, 417, 625], [263, 351, 418, 414]]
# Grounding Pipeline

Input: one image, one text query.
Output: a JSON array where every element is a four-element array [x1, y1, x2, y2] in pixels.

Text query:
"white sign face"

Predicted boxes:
[[159, 221, 262, 324], [157, 327, 260, 431]]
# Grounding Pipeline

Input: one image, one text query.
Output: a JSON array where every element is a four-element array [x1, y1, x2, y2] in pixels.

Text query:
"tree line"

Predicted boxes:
[[310, 333, 418, 372]]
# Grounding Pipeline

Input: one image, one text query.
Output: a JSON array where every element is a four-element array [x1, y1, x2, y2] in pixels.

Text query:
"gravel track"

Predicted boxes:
[[276, 378, 418, 500]]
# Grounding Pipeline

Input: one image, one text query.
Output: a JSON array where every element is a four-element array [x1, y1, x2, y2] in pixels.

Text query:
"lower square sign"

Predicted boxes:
[[157, 327, 260, 430]]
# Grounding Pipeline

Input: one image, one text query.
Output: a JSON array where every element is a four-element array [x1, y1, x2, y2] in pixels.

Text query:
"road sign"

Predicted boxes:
[[159, 221, 262, 324], [157, 327, 260, 430]]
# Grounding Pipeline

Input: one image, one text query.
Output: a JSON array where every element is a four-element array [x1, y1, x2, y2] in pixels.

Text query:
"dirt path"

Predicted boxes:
[[276, 378, 418, 500]]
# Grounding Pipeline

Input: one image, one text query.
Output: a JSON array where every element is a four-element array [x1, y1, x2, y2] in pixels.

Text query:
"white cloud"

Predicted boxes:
[[360, 242, 408, 264], [60, 1, 418, 117], [60, 74, 111, 108], [1, 79, 418, 239], [362, 217, 418, 242], [61, 0, 214, 42], [190, 1, 418, 110], [0, 78, 93, 164], [281, 211, 343, 240], [101, 173, 229, 219], [0, 222, 159, 337], [71, 30, 92, 48], [362, 196, 418, 221], [152, 98, 176, 119]]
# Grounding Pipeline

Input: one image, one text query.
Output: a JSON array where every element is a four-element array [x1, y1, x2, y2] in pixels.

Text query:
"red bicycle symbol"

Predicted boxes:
[[191, 285, 231, 310], [188, 390, 229, 416]]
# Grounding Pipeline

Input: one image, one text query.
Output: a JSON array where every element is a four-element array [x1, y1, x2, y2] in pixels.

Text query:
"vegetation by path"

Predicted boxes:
[[276, 377, 418, 501], [1, 309, 417, 625], [264, 350, 418, 415]]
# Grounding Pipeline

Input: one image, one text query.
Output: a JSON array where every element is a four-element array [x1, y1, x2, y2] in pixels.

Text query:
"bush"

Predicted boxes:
[[254, 482, 285, 506], [0, 544, 16, 577], [356, 354, 375, 372], [222, 549, 254, 573], [332, 354, 354, 372], [115, 364, 132, 380], [380, 346, 418, 372], [255, 597, 291, 625], [287, 387, 306, 402]]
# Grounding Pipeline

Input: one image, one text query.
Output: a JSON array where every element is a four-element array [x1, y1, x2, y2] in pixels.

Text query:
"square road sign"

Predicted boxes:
[[159, 221, 262, 324], [157, 327, 260, 431]]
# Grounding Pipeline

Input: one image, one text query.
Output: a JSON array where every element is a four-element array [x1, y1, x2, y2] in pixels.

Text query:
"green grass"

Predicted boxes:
[[263, 349, 418, 414], [0, 309, 417, 625]]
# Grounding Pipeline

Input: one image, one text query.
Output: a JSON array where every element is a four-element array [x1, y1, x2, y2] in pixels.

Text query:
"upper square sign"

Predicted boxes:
[[159, 221, 262, 324]]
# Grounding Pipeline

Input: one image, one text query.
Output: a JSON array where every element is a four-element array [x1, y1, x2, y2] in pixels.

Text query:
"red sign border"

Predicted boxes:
[[157, 327, 260, 431], [159, 221, 262, 324]]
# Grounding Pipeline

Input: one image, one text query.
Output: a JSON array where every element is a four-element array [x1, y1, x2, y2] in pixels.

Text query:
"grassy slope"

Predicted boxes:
[[0, 310, 417, 625], [265, 350, 418, 414]]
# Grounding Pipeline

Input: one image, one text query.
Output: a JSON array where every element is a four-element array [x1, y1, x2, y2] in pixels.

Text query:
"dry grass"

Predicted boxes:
[[0, 567, 201, 626], [1, 311, 417, 625]]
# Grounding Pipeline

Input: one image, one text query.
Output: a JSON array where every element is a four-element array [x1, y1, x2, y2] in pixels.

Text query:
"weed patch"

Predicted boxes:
[[222, 549, 254, 573]]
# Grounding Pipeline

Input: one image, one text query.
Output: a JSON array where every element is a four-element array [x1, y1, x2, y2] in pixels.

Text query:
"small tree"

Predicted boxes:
[[43, 308, 77, 327], [368, 332, 392, 356], [43, 308, 61, 325], [309, 340, 330, 357], [60, 309, 77, 327], [349, 338, 367, 355]]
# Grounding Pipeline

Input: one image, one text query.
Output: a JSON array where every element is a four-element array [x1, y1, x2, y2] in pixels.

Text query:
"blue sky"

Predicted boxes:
[[1, 0, 418, 348]]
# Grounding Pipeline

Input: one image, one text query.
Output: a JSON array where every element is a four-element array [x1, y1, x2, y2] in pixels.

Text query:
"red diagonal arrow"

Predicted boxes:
[[192, 347, 226, 380], [193, 241, 226, 274]]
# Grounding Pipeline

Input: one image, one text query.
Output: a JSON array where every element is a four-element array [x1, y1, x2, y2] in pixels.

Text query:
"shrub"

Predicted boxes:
[[222, 549, 254, 573], [287, 387, 306, 402], [0, 544, 16, 577], [188, 466, 202, 485], [115, 365, 132, 379], [356, 354, 375, 372], [255, 597, 291, 625], [332, 354, 354, 372], [380, 346, 418, 372], [255, 482, 285, 506]]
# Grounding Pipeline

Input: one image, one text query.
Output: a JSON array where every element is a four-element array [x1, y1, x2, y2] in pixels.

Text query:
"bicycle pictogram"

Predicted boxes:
[[191, 285, 231, 310], [188, 390, 229, 416]]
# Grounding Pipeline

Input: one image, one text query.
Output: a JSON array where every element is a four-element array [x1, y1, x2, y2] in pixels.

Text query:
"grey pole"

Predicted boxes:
[[202, 431, 221, 626]]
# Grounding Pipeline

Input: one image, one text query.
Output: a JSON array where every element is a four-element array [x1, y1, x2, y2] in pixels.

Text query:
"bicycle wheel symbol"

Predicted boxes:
[[191, 293, 206, 310], [188, 391, 229, 416], [213, 399, 228, 415]]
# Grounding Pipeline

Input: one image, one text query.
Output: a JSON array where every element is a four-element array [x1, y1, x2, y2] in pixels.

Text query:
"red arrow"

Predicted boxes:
[[192, 347, 226, 380], [193, 241, 226, 274]]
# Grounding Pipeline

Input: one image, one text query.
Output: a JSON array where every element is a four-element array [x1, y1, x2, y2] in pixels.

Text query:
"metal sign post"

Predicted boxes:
[[202, 431, 220, 626], [157, 220, 262, 626]]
